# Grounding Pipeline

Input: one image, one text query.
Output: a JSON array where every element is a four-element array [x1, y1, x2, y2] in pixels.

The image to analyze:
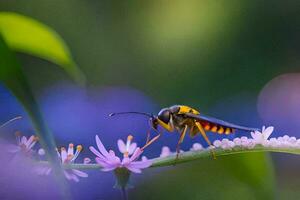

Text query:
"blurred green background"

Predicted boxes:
[[2, 0, 299, 106], [1, 0, 300, 199]]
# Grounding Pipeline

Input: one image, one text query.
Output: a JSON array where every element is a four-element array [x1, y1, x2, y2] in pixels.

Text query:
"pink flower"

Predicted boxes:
[[7, 132, 38, 154], [90, 135, 152, 173], [36, 143, 88, 182]]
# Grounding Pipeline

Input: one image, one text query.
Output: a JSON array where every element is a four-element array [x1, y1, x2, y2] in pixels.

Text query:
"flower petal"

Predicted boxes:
[[21, 136, 27, 144], [72, 169, 88, 178], [45, 167, 52, 175], [121, 157, 131, 166], [27, 140, 37, 150], [64, 171, 73, 180], [72, 174, 80, 182], [101, 167, 117, 172], [38, 148, 45, 156], [61, 148, 67, 162], [95, 135, 110, 157], [128, 160, 152, 169], [141, 156, 148, 161], [89, 146, 105, 159], [117, 139, 126, 153], [251, 131, 260, 140], [25, 135, 34, 147], [126, 166, 142, 173], [128, 143, 137, 155], [263, 126, 274, 139], [95, 157, 120, 169], [67, 144, 74, 156], [191, 143, 203, 151], [160, 146, 171, 157], [129, 148, 143, 162], [84, 157, 91, 164]]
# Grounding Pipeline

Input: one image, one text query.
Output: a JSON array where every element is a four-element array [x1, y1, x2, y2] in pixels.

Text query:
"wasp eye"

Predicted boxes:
[[150, 118, 158, 129], [158, 109, 171, 124]]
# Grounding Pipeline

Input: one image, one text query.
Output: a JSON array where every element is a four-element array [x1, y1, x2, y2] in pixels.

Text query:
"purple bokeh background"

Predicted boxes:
[[0, 139, 61, 200], [0, 82, 157, 199], [258, 73, 300, 137]]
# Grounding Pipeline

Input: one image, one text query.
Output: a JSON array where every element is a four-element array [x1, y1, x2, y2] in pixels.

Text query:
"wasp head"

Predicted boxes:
[[149, 115, 159, 130], [157, 108, 171, 124]]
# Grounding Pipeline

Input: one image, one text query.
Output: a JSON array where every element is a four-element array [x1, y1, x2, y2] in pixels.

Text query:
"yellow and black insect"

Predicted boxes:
[[110, 105, 259, 158]]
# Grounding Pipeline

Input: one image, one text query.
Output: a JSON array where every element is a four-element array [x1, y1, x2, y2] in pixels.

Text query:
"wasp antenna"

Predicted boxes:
[[0, 116, 22, 129], [108, 112, 152, 118], [109, 113, 116, 117]]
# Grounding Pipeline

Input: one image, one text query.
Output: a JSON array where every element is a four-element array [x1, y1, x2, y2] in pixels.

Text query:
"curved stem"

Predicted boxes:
[[0, 116, 22, 128], [62, 146, 300, 170]]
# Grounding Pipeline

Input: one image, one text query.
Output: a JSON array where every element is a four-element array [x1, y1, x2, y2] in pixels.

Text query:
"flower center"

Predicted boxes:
[[123, 135, 133, 158]]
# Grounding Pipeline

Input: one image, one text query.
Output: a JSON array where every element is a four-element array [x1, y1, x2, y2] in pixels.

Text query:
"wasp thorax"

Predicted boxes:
[[158, 108, 171, 124]]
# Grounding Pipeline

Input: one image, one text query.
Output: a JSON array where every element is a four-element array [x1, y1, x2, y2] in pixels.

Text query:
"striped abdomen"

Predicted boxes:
[[200, 121, 235, 135]]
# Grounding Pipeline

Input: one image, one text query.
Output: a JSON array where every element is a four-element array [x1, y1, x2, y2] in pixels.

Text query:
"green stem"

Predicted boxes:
[[62, 146, 300, 170]]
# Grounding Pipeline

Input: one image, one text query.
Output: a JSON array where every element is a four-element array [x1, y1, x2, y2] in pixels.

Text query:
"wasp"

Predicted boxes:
[[110, 105, 259, 158]]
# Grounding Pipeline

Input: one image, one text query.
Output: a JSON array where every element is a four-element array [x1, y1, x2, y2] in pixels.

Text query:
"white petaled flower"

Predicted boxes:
[[251, 126, 274, 145], [190, 143, 203, 151], [59, 144, 88, 182], [296, 139, 300, 148], [220, 139, 235, 150], [287, 136, 297, 148], [214, 136, 257, 150], [233, 138, 241, 146], [269, 138, 280, 148], [275, 135, 298, 148], [36, 143, 88, 182], [38, 148, 45, 156], [160, 146, 171, 157], [7, 132, 38, 154], [84, 157, 91, 164], [245, 139, 256, 149], [213, 140, 222, 148]]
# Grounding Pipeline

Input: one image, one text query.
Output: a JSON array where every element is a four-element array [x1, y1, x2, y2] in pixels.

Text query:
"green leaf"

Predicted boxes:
[[0, 34, 55, 156], [131, 153, 274, 200], [0, 12, 85, 84], [0, 34, 71, 199]]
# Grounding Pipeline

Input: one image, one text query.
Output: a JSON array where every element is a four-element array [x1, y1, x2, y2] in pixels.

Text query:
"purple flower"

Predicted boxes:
[[7, 132, 38, 154], [36, 143, 88, 182], [90, 135, 152, 173]]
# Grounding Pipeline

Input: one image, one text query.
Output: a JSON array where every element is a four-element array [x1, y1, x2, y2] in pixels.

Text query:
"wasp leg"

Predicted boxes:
[[176, 125, 188, 160], [156, 118, 175, 132], [141, 131, 162, 151], [145, 128, 151, 144], [195, 121, 216, 159], [189, 125, 198, 138]]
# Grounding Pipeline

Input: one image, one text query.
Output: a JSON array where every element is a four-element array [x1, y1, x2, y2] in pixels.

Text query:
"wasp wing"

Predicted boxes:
[[184, 112, 259, 132]]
